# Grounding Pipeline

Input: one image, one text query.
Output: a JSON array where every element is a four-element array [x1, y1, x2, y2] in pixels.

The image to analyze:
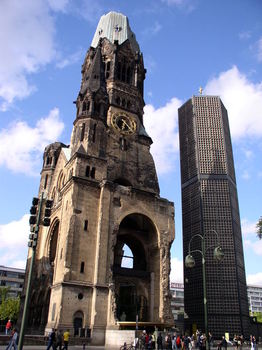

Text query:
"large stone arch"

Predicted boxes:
[[112, 213, 160, 322]]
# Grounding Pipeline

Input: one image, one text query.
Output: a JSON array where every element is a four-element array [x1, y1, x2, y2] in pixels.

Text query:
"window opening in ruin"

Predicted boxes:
[[80, 123, 85, 141], [119, 137, 127, 151], [90, 167, 96, 179], [92, 124, 96, 142], [44, 174, 48, 189], [117, 62, 122, 80], [84, 220, 88, 231], [85, 166, 90, 177], [114, 178, 132, 186], [121, 244, 134, 269], [49, 222, 59, 266], [106, 61, 111, 79], [80, 262, 85, 273]]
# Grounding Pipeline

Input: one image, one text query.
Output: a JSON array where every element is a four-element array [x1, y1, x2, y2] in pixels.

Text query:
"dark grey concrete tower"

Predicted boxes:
[[178, 95, 250, 337]]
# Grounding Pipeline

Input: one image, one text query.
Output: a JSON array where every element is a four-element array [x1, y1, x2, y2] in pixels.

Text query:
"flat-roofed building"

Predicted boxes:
[[247, 285, 262, 314], [0, 265, 25, 299]]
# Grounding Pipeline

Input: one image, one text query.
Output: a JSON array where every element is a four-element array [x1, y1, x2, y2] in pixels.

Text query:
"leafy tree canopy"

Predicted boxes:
[[252, 312, 262, 323], [257, 216, 262, 240], [0, 287, 20, 322]]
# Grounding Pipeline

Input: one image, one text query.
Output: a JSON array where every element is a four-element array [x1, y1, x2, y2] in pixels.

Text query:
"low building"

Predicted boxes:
[[247, 285, 262, 314], [170, 282, 184, 331], [0, 265, 25, 299]]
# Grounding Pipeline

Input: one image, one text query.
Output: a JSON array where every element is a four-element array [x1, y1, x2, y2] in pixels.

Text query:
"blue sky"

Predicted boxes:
[[0, 0, 262, 286]]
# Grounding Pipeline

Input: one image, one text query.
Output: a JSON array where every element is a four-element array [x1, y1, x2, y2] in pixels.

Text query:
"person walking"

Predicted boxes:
[[6, 328, 18, 350], [56, 330, 63, 350], [63, 329, 70, 350], [46, 328, 56, 350]]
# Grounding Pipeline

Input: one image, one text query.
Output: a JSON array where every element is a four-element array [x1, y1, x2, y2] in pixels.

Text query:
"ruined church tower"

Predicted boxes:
[[25, 12, 175, 345]]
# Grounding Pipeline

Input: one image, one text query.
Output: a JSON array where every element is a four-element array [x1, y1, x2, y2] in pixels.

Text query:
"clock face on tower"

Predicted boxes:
[[111, 112, 137, 135]]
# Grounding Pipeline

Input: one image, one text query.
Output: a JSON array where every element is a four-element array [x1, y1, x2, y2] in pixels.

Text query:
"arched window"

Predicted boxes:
[[92, 124, 96, 143], [121, 244, 133, 269], [106, 61, 111, 79], [44, 174, 48, 189], [122, 64, 126, 82], [57, 171, 64, 191], [49, 222, 59, 265], [117, 62, 122, 80], [127, 67, 131, 84]]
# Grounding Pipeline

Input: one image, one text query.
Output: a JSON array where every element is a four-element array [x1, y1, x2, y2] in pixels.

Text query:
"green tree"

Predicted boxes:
[[257, 216, 262, 240], [0, 287, 20, 322], [253, 312, 262, 323]]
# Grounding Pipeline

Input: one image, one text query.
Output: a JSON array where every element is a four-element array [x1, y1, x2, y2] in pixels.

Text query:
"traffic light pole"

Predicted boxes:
[[18, 192, 44, 350]]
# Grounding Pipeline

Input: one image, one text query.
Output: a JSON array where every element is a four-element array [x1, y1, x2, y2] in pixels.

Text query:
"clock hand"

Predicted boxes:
[[121, 119, 132, 131]]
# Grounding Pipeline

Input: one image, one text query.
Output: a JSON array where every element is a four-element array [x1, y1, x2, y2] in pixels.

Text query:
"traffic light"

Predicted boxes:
[[43, 199, 53, 226], [29, 197, 39, 225]]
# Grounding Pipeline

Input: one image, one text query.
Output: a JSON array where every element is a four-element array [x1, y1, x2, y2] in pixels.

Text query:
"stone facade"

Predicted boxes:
[[23, 12, 175, 345]]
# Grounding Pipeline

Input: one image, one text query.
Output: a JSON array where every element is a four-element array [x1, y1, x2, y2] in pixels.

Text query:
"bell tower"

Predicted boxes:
[[25, 11, 175, 346]]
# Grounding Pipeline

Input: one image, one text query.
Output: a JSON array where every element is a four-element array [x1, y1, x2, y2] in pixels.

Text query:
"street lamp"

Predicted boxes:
[[184, 229, 224, 349]]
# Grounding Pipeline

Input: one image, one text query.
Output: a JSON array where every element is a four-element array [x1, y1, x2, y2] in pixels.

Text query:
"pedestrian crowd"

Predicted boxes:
[[134, 329, 260, 350], [45, 328, 70, 350], [4, 319, 70, 350]]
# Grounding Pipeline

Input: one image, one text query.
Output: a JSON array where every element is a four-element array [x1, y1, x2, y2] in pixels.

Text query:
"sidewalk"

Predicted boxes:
[[0, 346, 108, 350]]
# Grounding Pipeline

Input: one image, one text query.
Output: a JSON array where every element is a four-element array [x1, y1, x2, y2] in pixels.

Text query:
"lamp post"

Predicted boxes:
[[184, 229, 224, 350]]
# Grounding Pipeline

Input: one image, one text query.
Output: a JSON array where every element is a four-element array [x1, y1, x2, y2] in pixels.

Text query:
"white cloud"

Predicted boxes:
[[144, 97, 181, 174], [241, 219, 257, 237], [238, 31, 251, 40], [247, 272, 262, 287], [0, 0, 58, 110], [205, 66, 262, 140], [56, 48, 85, 69], [0, 215, 29, 268], [75, 0, 104, 24], [143, 21, 162, 38], [0, 108, 64, 175], [161, 0, 196, 11], [170, 257, 184, 283], [241, 170, 250, 180], [242, 148, 253, 160], [47, 0, 69, 12]]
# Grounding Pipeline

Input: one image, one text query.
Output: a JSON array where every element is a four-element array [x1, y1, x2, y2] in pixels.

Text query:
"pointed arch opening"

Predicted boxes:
[[113, 213, 159, 322], [49, 220, 59, 266]]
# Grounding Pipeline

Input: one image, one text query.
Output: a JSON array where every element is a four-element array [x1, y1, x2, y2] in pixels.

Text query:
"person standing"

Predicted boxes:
[[5, 320, 12, 335], [221, 336, 227, 350], [63, 329, 70, 350], [157, 333, 163, 350]]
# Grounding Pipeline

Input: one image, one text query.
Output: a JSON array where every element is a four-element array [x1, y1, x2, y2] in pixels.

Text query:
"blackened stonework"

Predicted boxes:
[[22, 11, 175, 346], [178, 95, 250, 338]]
